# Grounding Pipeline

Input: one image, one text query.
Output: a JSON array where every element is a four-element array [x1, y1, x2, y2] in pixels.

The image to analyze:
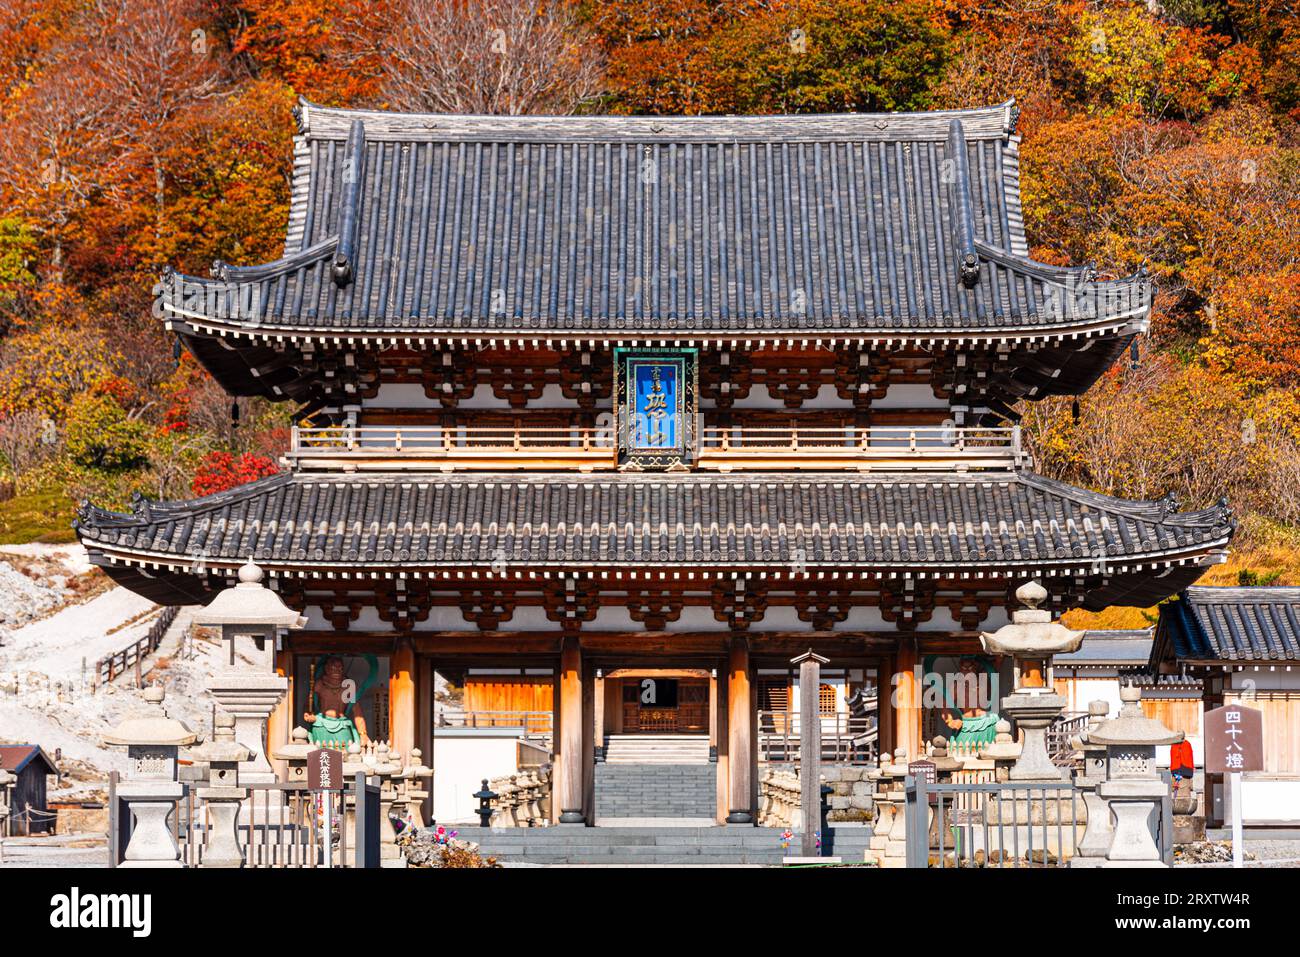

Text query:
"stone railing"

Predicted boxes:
[[758, 765, 876, 828], [487, 768, 552, 827]]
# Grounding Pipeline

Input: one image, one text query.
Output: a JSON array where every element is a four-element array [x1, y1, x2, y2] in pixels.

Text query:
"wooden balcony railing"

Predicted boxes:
[[698, 425, 1028, 472], [289, 425, 618, 472], [287, 424, 1028, 473]]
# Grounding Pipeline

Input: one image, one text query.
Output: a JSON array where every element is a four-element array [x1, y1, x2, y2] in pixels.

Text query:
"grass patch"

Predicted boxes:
[[0, 487, 78, 545]]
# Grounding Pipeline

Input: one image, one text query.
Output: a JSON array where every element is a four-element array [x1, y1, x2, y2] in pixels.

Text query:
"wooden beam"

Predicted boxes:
[[893, 640, 922, 761]]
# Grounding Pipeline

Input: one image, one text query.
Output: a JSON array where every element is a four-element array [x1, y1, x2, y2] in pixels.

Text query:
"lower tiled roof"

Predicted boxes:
[[75, 471, 1231, 608], [1157, 586, 1300, 663]]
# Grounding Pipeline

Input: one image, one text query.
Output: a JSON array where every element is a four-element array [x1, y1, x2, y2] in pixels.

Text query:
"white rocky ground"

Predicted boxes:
[[0, 544, 220, 798]]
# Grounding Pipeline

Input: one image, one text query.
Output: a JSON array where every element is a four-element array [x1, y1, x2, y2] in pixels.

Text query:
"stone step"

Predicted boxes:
[[468, 826, 874, 865]]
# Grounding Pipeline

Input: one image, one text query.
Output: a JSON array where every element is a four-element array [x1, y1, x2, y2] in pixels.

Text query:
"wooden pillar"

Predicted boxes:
[[268, 648, 293, 780], [581, 660, 595, 822], [417, 656, 433, 825], [726, 637, 753, 824], [593, 671, 606, 762], [794, 650, 828, 856], [893, 640, 921, 761], [557, 636, 585, 824], [715, 664, 729, 824], [388, 638, 416, 758]]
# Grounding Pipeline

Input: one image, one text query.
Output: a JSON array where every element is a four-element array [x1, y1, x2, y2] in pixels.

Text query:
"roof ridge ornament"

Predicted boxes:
[[332, 119, 367, 288], [945, 119, 980, 289]]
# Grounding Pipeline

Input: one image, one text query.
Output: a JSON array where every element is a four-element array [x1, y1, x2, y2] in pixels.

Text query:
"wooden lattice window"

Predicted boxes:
[[819, 683, 837, 715]]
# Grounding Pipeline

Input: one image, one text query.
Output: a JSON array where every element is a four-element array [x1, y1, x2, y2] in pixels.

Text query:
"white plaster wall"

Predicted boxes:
[[872, 383, 946, 410], [431, 730, 523, 823]]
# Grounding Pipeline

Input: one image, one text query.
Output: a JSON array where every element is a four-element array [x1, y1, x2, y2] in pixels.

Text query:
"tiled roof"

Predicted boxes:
[[160, 100, 1150, 342], [76, 471, 1231, 606], [1156, 586, 1300, 663], [1059, 629, 1155, 664]]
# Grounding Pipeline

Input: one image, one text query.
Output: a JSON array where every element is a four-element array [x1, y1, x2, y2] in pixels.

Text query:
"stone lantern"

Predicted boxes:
[[195, 559, 304, 797], [979, 581, 1084, 782], [1089, 684, 1182, 867], [398, 748, 432, 830], [102, 686, 197, 867], [188, 712, 252, 868]]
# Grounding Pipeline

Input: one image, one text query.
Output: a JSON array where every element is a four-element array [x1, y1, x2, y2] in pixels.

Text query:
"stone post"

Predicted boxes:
[[188, 713, 252, 868], [1069, 700, 1113, 867], [979, 719, 1022, 781], [882, 747, 910, 867], [370, 743, 404, 866], [399, 748, 432, 830], [102, 687, 197, 868], [1091, 685, 1182, 868]]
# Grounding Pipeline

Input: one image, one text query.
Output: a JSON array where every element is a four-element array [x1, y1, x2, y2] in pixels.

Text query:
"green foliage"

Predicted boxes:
[[0, 487, 78, 545], [1237, 568, 1284, 587], [62, 393, 151, 473]]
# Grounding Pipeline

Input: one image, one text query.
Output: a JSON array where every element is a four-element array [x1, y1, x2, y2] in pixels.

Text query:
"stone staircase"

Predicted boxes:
[[595, 735, 715, 823], [603, 734, 711, 764], [469, 825, 875, 866]]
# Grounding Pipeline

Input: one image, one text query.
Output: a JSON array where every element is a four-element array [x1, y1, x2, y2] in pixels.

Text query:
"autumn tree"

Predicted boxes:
[[380, 0, 604, 114]]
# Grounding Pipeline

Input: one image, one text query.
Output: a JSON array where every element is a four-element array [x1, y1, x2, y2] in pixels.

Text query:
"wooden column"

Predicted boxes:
[[893, 641, 921, 761], [726, 637, 754, 824], [268, 648, 293, 779], [388, 638, 416, 758], [557, 636, 586, 824], [593, 670, 606, 762], [715, 665, 729, 824]]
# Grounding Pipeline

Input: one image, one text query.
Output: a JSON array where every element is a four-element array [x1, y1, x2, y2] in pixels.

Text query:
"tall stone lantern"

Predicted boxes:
[[979, 581, 1084, 782], [102, 686, 197, 867], [1090, 684, 1182, 867], [195, 559, 305, 795]]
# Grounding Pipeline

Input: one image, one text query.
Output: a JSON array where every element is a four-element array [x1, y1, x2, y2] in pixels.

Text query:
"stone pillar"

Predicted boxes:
[[389, 639, 416, 759], [726, 637, 753, 824], [1070, 700, 1113, 867], [556, 636, 585, 824]]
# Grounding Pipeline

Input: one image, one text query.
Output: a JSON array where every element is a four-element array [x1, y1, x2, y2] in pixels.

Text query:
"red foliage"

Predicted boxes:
[[191, 451, 280, 496]]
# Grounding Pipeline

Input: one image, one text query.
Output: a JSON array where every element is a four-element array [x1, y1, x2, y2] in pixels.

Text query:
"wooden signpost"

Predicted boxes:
[[308, 748, 343, 868], [792, 650, 829, 860], [1204, 703, 1263, 868]]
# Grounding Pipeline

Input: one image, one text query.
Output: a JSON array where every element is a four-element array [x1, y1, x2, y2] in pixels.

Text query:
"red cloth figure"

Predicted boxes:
[[1170, 739, 1195, 781]]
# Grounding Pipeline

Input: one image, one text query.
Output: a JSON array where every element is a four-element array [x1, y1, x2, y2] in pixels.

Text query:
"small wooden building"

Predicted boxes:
[[0, 745, 58, 835], [1151, 586, 1300, 826]]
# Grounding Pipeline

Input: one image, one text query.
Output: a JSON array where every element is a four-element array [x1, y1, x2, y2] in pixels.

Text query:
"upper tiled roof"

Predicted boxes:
[[1155, 586, 1300, 663], [76, 471, 1230, 606], [159, 100, 1150, 343]]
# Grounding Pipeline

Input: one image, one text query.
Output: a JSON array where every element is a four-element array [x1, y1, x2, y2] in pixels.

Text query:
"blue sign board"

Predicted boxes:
[[614, 349, 697, 470]]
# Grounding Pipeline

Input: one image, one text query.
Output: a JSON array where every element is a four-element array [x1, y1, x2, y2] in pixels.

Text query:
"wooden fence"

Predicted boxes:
[[93, 605, 179, 690]]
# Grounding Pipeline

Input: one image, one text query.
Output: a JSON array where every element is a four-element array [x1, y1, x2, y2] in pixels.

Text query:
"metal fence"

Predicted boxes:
[[903, 773, 1174, 868], [758, 709, 878, 765], [108, 772, 381, 868]]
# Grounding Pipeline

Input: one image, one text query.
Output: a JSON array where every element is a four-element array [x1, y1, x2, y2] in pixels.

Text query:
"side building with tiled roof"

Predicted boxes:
[[1152, 587, 1300, 827], [76, 100, 1233, 826]]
